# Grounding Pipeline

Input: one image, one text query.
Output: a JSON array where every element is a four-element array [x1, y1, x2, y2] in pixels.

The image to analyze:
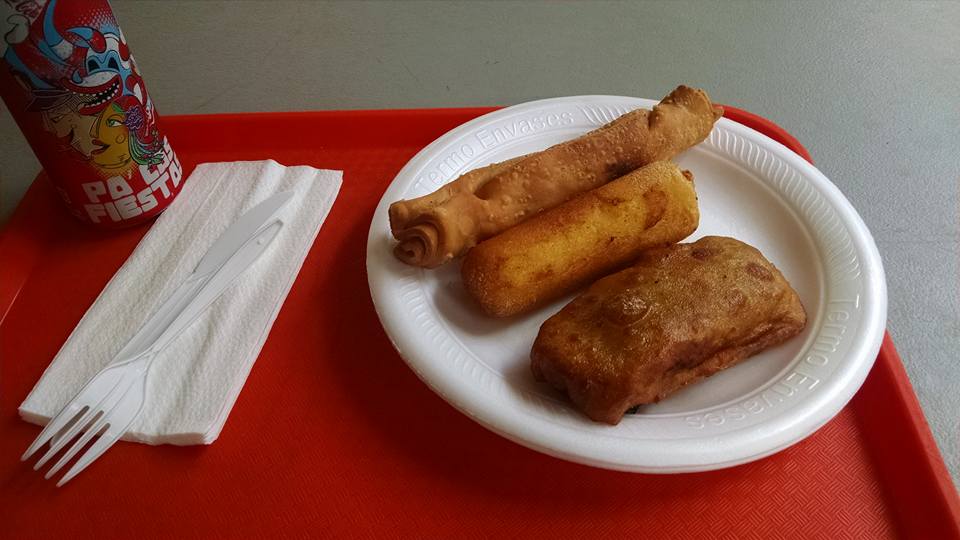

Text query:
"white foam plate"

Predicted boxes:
[[366, 96, 886, 473]]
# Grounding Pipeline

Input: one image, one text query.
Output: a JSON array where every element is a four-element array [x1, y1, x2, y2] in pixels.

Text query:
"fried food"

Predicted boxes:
[[530, 236, 807, 425], [389, 85, 722, 268], [461, 161, 699, 317]]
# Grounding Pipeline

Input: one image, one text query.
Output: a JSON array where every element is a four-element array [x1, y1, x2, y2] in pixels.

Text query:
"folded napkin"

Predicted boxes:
[[20, 160, 342, 445]]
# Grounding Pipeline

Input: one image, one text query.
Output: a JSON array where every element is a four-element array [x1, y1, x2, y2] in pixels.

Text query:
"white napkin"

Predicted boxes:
[[19, 160, 342, 445]]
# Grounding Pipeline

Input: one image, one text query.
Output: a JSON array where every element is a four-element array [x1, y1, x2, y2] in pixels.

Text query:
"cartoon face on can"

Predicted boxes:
[[1, 0, 181, 228]]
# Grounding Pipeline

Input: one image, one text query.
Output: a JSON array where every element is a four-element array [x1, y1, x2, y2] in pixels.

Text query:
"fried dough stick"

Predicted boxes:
[[461, 161, 699, 317]]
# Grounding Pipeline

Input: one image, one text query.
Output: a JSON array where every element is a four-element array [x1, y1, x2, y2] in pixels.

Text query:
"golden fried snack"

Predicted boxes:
[[531, 236, 807, 425], [461, 161, 699, 317], [389, 85, 722, 267]]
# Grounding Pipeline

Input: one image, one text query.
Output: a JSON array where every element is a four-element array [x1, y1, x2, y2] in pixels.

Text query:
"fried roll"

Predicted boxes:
[[389, 85, 722, 268]]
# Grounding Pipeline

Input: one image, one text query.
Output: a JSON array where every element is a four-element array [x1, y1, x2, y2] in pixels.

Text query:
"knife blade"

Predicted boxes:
[[147, 219, 284, 356]]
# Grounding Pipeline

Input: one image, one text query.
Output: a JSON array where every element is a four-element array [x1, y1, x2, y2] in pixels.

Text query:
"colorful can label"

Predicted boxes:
[[1, 0, 182, 228]]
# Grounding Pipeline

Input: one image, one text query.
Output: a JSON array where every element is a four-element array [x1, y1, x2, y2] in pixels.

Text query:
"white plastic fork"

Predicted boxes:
[[22, 218, 285, 486]]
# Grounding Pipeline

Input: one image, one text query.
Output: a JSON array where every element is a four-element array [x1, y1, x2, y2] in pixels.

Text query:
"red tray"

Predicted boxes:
[[1, 106, 957, 538]]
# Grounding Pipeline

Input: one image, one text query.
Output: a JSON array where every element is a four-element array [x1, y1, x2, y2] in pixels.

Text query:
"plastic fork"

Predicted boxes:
[[22, 219, 284, 486]]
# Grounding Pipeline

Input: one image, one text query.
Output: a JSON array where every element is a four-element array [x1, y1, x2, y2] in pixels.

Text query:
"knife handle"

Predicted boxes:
[[111, 274, 210, 364]]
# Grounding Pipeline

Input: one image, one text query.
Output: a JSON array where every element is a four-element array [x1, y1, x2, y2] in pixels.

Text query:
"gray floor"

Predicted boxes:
[[2, 1, 957, 486]]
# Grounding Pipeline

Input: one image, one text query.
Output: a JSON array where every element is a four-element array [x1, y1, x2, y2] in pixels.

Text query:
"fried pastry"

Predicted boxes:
[[461, 161, 699, 317], [389, 85, 722, 268], [531, 236, 807, 425]]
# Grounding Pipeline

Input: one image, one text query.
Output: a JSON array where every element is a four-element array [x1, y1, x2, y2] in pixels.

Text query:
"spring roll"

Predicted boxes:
[[531, 236, 807, 425], [389, 85, 722, 268], [461, 161, 699, 317]]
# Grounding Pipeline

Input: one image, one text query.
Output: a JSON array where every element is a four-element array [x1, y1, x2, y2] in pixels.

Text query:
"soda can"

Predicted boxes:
[[1, 0, 182, 228]]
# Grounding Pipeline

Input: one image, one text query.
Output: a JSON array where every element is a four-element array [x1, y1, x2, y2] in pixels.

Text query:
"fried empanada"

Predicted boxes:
[[531, 236, 807, 424]]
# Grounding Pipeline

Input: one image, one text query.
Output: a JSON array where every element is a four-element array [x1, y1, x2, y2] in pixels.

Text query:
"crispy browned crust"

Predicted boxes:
[[530, 236, 807, 425], [389, 85, 722, 268], [461, 161, 699, 317]]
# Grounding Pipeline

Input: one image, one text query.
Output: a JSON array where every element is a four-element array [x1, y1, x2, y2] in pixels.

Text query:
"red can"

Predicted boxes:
[[1, 0, 182, 228]]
